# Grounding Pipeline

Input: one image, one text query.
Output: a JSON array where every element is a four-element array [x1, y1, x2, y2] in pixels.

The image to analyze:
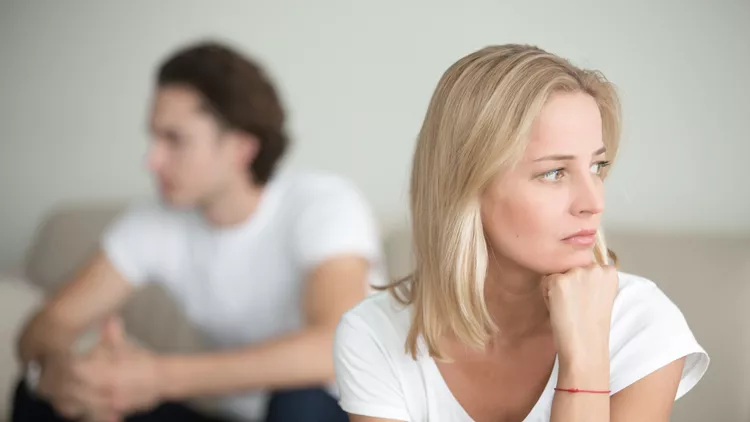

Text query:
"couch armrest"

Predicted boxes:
[[0, 275, 43, 419]]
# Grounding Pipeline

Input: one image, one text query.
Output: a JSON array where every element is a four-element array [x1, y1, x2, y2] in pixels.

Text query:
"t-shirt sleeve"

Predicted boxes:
[[292, 178, 382, 272], [609, 275, 710, 400], [333, 312, 410, 420], [101, 203, 169, 286]]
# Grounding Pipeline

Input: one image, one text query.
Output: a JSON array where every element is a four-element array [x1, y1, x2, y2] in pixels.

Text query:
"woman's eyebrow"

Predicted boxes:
[[532, 146, 607, 162]]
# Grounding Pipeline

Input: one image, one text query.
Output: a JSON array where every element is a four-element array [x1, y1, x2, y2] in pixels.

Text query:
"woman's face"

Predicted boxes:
[[481, 91, 609, 275]]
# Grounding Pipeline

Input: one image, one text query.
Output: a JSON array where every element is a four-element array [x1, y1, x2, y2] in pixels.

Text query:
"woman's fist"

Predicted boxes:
[[542, 265, 619, 366]]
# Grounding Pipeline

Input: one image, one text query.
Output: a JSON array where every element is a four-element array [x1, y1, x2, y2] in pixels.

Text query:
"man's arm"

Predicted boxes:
[[17, 250, 134, 364], [156, 255, 369, 399]]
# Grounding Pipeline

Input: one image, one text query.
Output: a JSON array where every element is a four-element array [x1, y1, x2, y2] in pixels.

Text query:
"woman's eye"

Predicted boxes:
[[541, 169, 564, 181], [590, 161, 611, 175]]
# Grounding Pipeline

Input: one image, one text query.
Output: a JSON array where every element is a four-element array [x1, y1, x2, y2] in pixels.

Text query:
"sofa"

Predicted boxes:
[[1, 202, 748, 421]]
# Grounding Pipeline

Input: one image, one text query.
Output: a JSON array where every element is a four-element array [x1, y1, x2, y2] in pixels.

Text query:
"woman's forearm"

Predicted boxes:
[[550, 351, 611, 422]]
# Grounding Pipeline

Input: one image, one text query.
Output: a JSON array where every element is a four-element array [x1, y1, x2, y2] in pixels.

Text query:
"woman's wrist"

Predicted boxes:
[[557, 346, 610, 390]]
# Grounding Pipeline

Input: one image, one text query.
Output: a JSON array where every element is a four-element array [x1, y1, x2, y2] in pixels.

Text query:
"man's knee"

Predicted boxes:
[[11, 378, 66, 422], [265, 387, 347, 422]]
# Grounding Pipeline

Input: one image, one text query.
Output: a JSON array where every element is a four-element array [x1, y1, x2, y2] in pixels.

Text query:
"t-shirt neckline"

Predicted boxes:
[[420, 341, 559, 422], [195, 175, 286, 239]]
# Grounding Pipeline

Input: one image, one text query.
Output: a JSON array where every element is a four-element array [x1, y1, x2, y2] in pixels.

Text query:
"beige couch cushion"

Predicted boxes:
[[383, 228, 750, 422], [24, 202, 127, 291]]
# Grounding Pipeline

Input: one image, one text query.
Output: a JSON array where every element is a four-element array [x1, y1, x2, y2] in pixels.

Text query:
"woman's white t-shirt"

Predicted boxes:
[[333, 272, 709, 421]]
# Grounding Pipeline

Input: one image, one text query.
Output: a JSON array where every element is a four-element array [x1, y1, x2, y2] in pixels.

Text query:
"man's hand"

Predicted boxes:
[[36, 319, 121, 422], [37, 349, 115, 421], [101, 317, 164, 417], [37, 316, 164, 422]]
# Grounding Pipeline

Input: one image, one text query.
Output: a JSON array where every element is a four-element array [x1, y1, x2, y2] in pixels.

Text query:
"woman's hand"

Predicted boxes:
[[542, 264, 619, 386]]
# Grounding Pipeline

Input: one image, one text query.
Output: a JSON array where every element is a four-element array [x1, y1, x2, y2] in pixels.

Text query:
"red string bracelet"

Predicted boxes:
[[554, 387, 611, 394]]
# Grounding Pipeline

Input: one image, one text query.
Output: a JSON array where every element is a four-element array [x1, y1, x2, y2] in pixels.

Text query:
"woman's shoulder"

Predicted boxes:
[[333, 290, 418, 421], [612, 271, 684, 320], [339, 290, 413, 343], [337, 291, 411, 352], [611, 270, 691, 339], [614, 270, 661, 292]]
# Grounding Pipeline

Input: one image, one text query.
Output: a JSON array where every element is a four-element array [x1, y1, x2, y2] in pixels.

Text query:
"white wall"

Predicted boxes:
[[1, 0, 748, 271]]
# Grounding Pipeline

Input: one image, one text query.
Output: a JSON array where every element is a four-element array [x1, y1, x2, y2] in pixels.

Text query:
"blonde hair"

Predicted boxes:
[[383, 44, 622, 359]]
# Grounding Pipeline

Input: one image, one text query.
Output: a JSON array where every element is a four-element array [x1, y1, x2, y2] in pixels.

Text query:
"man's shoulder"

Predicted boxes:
[[101, 201, 197, 285], [109, 200, 196, 234], [274, 170, 366, 204]]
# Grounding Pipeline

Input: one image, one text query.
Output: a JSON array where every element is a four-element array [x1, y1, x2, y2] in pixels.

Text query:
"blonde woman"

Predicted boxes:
[[333, 44, 709, 421]]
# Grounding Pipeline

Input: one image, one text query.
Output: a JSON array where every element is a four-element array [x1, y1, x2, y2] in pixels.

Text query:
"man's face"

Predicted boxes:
[[145, 85, 247, 207]]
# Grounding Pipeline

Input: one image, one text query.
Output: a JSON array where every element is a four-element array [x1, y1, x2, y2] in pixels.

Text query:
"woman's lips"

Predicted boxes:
[[562, 229, 597, 246]]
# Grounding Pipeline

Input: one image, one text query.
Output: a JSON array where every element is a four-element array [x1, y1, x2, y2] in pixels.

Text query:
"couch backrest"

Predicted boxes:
[[23, 204, 750, 421], [24, 203, 126, 291], [606, 232, 750, 421]]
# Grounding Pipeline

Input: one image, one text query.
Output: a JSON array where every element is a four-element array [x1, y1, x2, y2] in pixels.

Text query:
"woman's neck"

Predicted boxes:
[[484, 257, 550, 344]]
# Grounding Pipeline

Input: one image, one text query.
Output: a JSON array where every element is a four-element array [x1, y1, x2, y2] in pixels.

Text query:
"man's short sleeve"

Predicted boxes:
[[101, 203, 171, 286], [292, 177, 382, 272]]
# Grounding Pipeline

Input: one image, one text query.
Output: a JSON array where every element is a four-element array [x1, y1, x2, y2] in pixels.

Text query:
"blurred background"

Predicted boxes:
[[1, 1, 749, 421], [1, 0, 748, 272]]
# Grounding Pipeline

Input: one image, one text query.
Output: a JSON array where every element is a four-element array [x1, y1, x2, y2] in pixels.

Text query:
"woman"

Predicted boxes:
[[332, 44, 709, 421]]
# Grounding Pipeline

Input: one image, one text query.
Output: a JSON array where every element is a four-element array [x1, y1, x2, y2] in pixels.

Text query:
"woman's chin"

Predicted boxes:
[[540, 254, 596, 275]]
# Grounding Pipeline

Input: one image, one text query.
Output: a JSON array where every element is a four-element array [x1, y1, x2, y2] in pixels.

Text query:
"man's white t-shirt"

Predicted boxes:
[[102, 170, 386, 421], [333, 272, 710, 421]]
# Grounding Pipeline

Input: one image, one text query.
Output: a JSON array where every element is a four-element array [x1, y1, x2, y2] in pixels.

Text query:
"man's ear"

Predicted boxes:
[[229, 130, 260, 169]]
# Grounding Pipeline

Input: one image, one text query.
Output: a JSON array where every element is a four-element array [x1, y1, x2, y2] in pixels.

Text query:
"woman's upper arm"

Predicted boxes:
[[610, 357, 685, 422], [333, 312, 411, 421], [608, 275, 709, 413]]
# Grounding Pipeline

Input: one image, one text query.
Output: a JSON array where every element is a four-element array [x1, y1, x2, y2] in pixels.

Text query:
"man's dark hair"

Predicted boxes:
[[157, 41, 288, 184]]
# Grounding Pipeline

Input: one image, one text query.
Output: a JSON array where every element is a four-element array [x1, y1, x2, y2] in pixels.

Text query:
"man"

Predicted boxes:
[[12, 41, 384, 422]]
